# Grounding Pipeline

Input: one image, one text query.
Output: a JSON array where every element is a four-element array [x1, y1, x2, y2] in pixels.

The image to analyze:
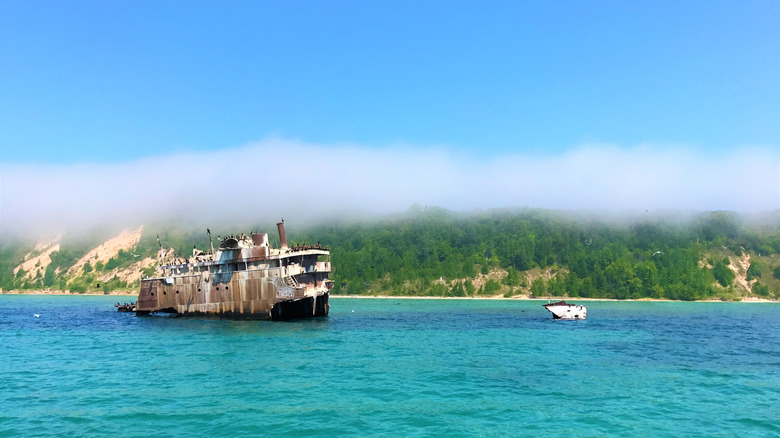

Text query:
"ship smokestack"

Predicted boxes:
[[277, 222, 288, 250]]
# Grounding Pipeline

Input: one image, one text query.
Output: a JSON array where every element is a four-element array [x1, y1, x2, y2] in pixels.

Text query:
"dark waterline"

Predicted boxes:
[[1, 295, 778, 437]]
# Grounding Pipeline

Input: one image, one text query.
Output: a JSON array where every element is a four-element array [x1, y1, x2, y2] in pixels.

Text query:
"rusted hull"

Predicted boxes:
[[135, 270, 329, 320], [134, 223, 332, 321], [271, 293, 329, 320]]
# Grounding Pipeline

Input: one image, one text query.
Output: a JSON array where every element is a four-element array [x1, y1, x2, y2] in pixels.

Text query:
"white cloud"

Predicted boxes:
[[1, 138, 778, 235]]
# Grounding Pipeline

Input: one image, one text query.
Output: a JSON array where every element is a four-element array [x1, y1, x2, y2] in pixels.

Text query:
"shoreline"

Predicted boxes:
[[1, 290, 775, 303], [0, 290, 136, 297], [330, 294, 778, 303]]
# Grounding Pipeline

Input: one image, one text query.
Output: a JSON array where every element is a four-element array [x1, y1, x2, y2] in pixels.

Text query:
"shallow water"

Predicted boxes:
[[1, 295, 778, 437]]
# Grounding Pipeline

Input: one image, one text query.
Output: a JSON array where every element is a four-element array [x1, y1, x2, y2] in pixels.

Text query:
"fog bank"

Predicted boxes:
[[2, 138, 778, 235]]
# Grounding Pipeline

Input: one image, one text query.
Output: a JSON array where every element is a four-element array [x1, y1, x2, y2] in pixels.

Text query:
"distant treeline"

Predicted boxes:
[[1, 209, 778, 299], [293, 209, 780, 300]]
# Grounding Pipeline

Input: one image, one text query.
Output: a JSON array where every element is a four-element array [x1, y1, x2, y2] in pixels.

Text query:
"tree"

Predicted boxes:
[[579, 277, 596, 298], [530, 279, 546, 297], [482, 279, 501, 295], [636, 261, 659, 297], [502, 267, 520, 286], [548, 275, 567, 297], [752, 282, 770, 297], [105, 257, 119, 271], [711, 261, 735, 287], [450, 281, 465, 297], [604, 259, 635, 299], [746, 262, 762, 281], [464, 280, 476, 296], [43, 265, 56, 287]]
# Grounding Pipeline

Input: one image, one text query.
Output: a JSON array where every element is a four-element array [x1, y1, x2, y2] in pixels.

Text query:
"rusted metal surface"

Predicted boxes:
[[250, 232, 268, 247], [134, 222, 331, 320], [277, 222, 288, 250]]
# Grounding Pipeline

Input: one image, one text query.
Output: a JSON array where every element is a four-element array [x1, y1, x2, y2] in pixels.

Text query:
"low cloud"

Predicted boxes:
[[2, 138, 778, 235]]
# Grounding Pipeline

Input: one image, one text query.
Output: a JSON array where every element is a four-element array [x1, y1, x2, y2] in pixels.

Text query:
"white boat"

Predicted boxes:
[[543, 300, 587, 320]]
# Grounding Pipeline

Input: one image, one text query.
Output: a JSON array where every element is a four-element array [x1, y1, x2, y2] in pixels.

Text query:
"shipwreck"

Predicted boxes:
[[132, 221, 332, 320], [543, 300, 587, 320]]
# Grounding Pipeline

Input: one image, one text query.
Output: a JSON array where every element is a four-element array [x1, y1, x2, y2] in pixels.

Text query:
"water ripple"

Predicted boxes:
[[1, 296, 778, 437]]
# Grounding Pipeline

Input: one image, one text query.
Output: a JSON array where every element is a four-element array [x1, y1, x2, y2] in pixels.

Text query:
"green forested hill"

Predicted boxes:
[[1, 209, 779, 300], [295, 209, 780, 300]]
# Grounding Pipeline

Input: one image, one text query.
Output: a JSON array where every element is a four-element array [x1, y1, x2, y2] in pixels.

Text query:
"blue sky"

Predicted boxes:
[[1, 1, 777, 163], [1, 2, 778, 232]]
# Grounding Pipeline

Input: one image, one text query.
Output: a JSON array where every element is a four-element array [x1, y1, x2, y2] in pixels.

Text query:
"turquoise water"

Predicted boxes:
[[1, 296, 778, 437]]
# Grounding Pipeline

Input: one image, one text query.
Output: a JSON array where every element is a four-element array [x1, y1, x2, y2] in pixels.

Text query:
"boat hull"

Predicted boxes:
[[135, 271, 329, 320], [543, 301, 587, 320]]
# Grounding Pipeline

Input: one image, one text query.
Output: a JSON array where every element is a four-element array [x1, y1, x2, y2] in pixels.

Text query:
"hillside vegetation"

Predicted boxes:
[[1, 209, 778, 300], [299, 209, 780, 300]]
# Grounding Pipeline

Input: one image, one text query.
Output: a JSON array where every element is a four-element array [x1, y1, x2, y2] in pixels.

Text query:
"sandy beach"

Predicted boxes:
[[0, 289, 137, 297], [2, 290, 775, 303], [330, 294, 778, 303]]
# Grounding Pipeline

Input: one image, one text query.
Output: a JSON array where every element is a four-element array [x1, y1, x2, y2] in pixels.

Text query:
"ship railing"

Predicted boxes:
[[281, 262, 331, 275]]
